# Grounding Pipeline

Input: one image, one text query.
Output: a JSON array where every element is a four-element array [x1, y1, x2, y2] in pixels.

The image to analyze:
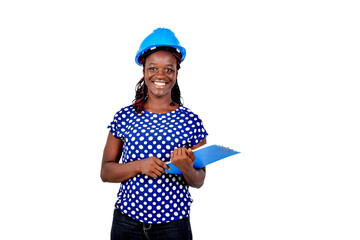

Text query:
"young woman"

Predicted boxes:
[[101, 28, 208, 240]]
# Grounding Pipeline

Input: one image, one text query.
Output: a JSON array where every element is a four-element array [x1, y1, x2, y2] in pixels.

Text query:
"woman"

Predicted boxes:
[[101, 28, 208, 240]]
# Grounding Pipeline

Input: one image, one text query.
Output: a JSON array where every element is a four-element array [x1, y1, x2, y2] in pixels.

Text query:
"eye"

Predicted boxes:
[[165, 68, 174, 73], [148, 67, 157, 72]]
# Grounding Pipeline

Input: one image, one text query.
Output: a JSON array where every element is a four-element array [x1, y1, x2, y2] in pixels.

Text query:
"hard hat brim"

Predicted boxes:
[[135, 44, 186, 66]]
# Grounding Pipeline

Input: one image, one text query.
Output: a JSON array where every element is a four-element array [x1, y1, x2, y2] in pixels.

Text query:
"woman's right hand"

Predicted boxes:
[[102, 132, 171, 183], [137, 157, 171, 179]]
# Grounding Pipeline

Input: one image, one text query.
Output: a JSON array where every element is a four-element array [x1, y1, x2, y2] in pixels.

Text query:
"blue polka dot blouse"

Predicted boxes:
[[108, 105, 208, 223]]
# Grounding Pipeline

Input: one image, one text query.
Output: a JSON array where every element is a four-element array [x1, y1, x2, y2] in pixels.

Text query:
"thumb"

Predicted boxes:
[[187, 148, 195, 161]]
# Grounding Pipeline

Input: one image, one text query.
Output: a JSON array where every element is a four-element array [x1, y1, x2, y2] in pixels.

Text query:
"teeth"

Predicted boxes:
[[154, 82, 165, 86]]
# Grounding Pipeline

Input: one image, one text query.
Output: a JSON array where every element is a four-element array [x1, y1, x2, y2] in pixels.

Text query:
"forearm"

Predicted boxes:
[[101, 161, 141, 183], [182, 167, 206, 188]]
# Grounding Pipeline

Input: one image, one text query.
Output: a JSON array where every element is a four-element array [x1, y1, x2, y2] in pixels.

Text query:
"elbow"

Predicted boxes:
[[100, 169, 109, 182], [100, 175, 107, 183], [191, 181, 204, 189], [100, 162, 114, 182], [100, 176, 107, 183], [197, 181, 205, 188], [187, 177, 205, 189], [186, 168, 206, 188]]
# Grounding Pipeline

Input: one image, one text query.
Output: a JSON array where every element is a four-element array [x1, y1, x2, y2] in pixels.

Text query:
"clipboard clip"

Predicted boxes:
[[218, 145, 235, 152]]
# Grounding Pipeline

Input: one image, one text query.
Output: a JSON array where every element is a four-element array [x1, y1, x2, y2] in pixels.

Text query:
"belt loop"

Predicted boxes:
[[143, 222, 152, 240]]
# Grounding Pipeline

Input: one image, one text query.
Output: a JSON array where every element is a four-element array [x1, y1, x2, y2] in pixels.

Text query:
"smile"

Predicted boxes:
[[153, 81, 167, 87]]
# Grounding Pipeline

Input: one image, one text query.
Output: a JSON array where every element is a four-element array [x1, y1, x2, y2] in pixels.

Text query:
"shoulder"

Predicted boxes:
[[177, 106, 206, 126], [115, 105, 134, 113], [112, 105, 137, 119], [178, 105, 201, 118], [178, 106, 208, 143]]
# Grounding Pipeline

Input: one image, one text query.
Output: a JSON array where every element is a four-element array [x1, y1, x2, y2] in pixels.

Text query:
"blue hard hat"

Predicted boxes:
[[135, 28, 186, 66]]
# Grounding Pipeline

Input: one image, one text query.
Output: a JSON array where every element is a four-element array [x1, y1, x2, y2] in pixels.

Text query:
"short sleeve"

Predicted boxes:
[[107, 109, 128, 140], [188, 114, 208, 148]]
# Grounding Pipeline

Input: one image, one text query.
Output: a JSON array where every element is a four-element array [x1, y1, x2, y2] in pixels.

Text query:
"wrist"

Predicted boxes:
[[179, 164, 195, 175], [132, 160, 143, 175]]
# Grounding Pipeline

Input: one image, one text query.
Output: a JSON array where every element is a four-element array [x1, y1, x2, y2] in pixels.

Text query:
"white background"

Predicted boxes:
[[1, 0, 359, 239]]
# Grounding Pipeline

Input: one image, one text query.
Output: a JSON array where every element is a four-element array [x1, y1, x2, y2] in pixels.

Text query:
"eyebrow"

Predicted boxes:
[[147, 63, 175, 67]]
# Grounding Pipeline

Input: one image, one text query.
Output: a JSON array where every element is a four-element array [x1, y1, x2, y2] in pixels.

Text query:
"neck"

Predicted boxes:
[[143, 96, 178, 113]]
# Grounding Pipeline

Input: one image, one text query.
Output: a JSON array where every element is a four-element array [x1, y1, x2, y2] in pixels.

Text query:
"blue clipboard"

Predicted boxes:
[[165, 144, 240, 175]]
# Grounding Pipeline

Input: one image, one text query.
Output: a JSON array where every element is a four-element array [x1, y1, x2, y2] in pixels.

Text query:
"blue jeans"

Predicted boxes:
[[111, 208, 192, 240]]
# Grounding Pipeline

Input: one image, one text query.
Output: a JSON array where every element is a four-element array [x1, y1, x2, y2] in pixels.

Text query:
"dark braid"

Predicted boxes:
[[133, 77, 148, 114], [170, 80, 181, 107], [133, 47, 183, 113]]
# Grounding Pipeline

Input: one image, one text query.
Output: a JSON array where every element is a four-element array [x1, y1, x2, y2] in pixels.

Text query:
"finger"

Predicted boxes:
[[173, 148, 178, 156], [180, 147, 185, 155], [152, 157, 167, 168], [163, 162, 171, 170], [146, 170, 158, 179], [183, 147, 188, 156], [152, 168, 163, 178], [149, 172, 158, 179], [152, 159, 169, 172], [180, 147, 188, 158], [177, 147, 182, 156], [154, 164, 165, 173]]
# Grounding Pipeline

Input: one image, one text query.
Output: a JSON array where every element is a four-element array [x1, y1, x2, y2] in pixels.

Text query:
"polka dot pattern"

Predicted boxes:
[[108, 105, 208, 223]]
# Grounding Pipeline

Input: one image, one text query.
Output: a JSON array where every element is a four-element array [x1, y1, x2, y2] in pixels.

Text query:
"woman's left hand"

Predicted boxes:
[[171, 147, 195, 173]]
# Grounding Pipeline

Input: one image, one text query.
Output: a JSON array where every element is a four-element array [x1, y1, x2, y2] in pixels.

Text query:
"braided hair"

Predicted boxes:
[[133, 47, 183, 114]]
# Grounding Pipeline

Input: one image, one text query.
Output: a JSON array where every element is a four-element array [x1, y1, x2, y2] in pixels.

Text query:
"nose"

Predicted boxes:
[[155, 71, 165, 80]]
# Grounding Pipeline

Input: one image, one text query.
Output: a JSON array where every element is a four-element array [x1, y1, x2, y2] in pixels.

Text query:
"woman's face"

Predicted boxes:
[[143, 50, 178, 100]]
